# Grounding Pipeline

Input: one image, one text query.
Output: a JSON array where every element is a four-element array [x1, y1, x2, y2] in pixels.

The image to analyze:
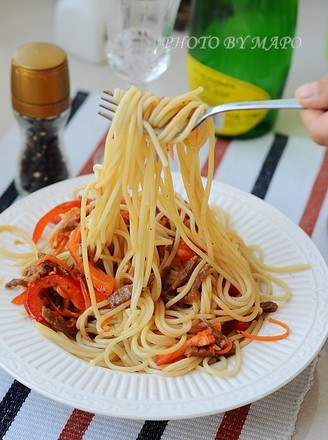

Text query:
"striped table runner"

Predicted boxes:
[[0, 91, 327, 440]]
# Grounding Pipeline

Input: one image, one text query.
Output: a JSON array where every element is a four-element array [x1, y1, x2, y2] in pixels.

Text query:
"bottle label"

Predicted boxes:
[[187, 55, 270, 136]]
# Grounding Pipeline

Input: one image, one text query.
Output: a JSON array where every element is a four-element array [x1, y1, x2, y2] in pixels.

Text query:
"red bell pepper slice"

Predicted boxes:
[[175, 239, 196, 263], [24, 282, 46, 322], [11, 290, 26, 305], [32, 200, 84, 243], [34, 254, 77, 279], [24, 274, 85, 322], [67, 227, 115, 297], [222, 279, 241, 297], [235, 320, 250, 332]]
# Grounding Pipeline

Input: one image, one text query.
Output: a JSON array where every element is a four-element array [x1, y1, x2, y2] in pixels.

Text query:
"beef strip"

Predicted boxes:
[[108, 284, 133, 308], [202, 319, 230, 350], [5, 278, 27, 288], [260, 301, 278, 313], [161, 261, 211, 306], [158, 266, 172, 297], [161, 290, 175, 303], [168, 256, 201, 291], [160, 256, 201, 305], [22, 263, 49, 284], [42, 307, 77, 339], [5, 253, 69, 288], [160, 266, 171, 284], [202, 319, 222, 339], [183, 263, 211, 304], [157, 245, 167, 260], [55, 207, 80, 236], [184, 321, 234, 359]]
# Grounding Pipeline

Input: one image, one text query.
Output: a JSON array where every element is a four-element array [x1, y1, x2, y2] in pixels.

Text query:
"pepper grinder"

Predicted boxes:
[[11, 42, 71, 195]]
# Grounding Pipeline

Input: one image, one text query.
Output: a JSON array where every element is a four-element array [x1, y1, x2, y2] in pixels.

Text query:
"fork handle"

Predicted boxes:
[[207, 98, 302, 117]]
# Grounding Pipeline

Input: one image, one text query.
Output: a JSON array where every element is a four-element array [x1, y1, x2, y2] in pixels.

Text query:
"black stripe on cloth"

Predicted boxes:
[[66, 90, 89, 124], [136, 421, 168, 440], [0, 91, 89, 214], [0, 181, 18, 215], [0, 380, 31, 439], [251, 133, 288, 199]]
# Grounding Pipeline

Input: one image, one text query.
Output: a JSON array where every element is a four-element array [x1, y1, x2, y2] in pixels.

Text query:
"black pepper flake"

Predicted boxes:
[[18, 117, 69, 193]]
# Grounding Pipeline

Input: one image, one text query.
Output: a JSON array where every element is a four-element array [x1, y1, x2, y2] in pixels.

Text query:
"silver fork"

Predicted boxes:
[[99, 90, 119, 122], [99, 90, 303, 131]]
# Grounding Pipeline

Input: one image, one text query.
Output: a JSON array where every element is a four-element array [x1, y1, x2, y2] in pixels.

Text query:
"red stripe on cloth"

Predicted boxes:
[[78, 131, 108, 176], [299, 148, 328, 236], [201, 137, 230, 177], [214, 404, 251, 440], [58, 409, 94, 440]]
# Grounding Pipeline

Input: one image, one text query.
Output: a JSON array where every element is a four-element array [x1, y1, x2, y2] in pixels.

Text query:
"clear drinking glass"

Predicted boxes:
[[105, 0, 181, 88]]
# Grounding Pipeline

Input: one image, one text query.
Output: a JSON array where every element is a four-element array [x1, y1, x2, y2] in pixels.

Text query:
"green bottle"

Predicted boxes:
[[187, 0, 298, 138]]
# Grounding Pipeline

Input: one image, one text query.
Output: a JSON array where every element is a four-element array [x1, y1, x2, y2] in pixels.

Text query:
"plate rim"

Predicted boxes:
[[0, 173, 327, 420]]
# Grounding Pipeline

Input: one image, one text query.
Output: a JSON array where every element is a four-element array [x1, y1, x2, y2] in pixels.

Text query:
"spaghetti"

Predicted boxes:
[[4, 86, 308, 377]]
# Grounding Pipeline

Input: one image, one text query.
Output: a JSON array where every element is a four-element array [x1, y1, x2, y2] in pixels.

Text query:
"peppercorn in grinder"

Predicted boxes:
[[11, 42, 71, 195]]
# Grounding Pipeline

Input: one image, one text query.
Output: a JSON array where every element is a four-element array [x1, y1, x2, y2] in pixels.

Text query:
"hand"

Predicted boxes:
[[295, 74, 328, 147]]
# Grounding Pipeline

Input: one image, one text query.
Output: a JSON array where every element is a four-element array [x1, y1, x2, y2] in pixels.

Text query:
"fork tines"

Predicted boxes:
[[99, 90, 119, 121]]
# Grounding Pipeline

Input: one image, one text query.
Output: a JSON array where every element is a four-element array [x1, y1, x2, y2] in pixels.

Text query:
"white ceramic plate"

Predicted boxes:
[[0, 173, 327, 420]]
